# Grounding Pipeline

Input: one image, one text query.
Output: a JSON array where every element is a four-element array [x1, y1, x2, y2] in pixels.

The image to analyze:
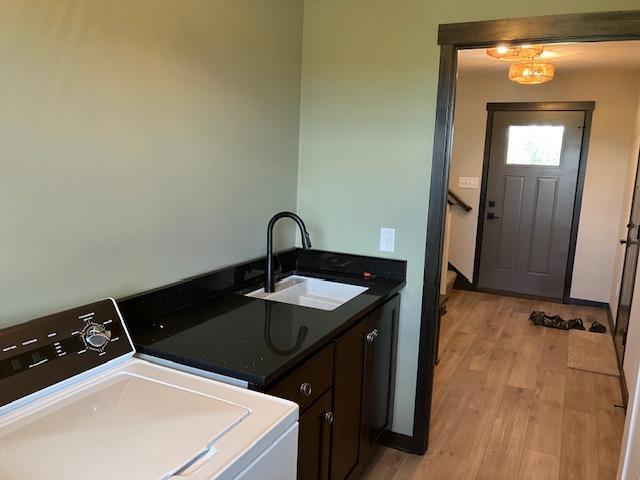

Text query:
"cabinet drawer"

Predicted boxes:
[[268, 344, 334, 412]]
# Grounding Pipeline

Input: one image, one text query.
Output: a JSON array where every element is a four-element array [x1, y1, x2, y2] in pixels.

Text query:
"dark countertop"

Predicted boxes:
[[120, 249, 406, 388], [128, 273, 403, 387]]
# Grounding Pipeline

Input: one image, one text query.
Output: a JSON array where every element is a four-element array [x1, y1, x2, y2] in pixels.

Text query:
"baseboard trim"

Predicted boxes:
[[567, 297, 609, 309], [605, 307, 629, 407], [383, 431, 415, 453], [475, 287, 561, 303]]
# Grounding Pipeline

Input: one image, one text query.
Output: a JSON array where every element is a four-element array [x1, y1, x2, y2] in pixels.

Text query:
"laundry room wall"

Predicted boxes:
[[0, 0, 304, 328]]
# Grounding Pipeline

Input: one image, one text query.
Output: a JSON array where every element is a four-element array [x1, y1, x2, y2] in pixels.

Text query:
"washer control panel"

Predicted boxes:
[[0, 299, 134, 409]]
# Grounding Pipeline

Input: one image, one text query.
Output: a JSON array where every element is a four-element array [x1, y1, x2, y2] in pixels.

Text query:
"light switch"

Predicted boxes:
[[459, 177, 479, 189], [379, 228, 396, 253]]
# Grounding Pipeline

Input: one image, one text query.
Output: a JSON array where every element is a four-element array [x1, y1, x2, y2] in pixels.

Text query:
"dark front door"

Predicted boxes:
[[615, 151, 640, 364], [477, 108, 586, 299]]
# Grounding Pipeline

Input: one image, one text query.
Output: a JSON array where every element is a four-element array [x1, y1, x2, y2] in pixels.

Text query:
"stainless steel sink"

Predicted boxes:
[[245, 275, 368, 311]]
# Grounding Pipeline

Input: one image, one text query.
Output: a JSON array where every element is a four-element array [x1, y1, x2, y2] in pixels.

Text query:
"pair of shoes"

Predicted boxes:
[[589, 321, 607, 333]]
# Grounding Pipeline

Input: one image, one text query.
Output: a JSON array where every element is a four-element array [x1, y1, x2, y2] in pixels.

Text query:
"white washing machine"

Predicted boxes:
[[0, 299, 298, 480]]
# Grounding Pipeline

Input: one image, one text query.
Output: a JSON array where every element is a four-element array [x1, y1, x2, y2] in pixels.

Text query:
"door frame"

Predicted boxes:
[[413, 10, 640, 455], [471, 101, 595, 303], [614, 150, 640, 368]]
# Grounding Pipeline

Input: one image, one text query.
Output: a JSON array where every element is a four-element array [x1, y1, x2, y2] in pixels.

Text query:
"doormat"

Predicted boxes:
[[568, 330, 619, 377]]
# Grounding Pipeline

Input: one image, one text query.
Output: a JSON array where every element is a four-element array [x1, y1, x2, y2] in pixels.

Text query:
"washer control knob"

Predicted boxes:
[[83, 323, 111, 350]]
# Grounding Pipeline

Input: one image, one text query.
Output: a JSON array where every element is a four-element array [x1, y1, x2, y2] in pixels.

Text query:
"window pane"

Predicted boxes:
[[506, 125, 564, 166]]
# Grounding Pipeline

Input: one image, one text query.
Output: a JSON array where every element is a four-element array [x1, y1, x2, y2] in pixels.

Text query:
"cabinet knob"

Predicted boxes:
[[299, 382, 312, 397], [366, 329, 379, 343], [324, 412, 334, 424]]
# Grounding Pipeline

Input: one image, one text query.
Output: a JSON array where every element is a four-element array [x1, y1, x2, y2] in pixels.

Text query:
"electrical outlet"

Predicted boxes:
[[459, 177, 479, 189], [380, 228, 395, 253]]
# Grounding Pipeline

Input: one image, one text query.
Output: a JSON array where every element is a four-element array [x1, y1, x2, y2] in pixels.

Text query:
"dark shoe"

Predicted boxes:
[[567, 318, 585, 330], [530, 311, 546, 326], [589, 321, 607, 333], [530, 311, 571, 330]]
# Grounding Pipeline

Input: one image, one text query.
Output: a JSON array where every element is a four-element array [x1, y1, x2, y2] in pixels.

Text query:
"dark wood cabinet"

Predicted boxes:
[[266, 294, 399, 480], [331, 320, 367, 479], [298, 389, 333, 480], [360, 294, 399, 467]]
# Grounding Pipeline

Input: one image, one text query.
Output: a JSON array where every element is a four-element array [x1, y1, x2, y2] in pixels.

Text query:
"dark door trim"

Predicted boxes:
[[438, 10, 640, 46], [487, 101, 596, 112], [414, 10, 640, 456], [613, 150, 640, 408], [471, 102, 595, 303]]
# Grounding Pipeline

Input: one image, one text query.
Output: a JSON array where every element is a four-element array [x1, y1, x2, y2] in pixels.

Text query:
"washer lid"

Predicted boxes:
[[0, 373, 249, 480]]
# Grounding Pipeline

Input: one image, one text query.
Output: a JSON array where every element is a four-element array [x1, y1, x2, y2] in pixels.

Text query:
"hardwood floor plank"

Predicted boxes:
[[508, 336, 545, 390], [486, 347, 518, 385], [496, 312, 528, 351], [446, 406, 499, 477], [525, 400, 564, 455], [433, 452, 478, 480], [476, 386, 534, 480], [560, 409, 599, 480], [539, 339, 569, 375], [518, 449, 560, 480], [564, 369, 595, 414], [434, 330, 477, 383], [429, 369, 484, 450], [595, 409, 626, 473], [391, 449, 444, 480], [598, 466, 617, 480], [535, 370, 566, 406], [363, 447, 407, 480], [469, 379, 508, 412]]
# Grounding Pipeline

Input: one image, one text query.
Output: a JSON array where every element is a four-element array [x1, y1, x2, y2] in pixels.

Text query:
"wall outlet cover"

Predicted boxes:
[[459, 177, 479, 189], [379, 228, 396, 253]]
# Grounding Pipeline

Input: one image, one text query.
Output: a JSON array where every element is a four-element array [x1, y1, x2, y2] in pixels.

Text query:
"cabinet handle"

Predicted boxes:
[[299, 382, 312, 397], [366, 329, 378, 343], [324, 411, 334, 424]]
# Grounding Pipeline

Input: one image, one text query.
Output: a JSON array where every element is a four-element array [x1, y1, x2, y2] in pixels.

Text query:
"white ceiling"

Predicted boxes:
[[458, 40, 640, 76]]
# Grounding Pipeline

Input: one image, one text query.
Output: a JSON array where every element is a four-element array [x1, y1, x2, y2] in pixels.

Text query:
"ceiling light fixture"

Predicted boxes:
[[486, 44, 544, 62], [509, 59, 555, 84]]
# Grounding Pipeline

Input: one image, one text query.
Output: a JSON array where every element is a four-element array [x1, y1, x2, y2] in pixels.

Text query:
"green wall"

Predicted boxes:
[[298, 0, 640, 435], [0, 0, 304, 327]]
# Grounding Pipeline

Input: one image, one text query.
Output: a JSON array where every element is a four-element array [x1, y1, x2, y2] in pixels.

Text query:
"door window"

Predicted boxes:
[[506, 125, 564, 166]]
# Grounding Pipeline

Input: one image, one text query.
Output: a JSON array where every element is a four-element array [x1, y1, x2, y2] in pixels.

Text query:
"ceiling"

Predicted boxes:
[[458, 40, 640, 76]]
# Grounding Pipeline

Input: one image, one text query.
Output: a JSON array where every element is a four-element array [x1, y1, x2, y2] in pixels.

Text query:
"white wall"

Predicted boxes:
[[610, 81, 640, 318], [0, 0, 304, 327], [448, 70, 640, 302]]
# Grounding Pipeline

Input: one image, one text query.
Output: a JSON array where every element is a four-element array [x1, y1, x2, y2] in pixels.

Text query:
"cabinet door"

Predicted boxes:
[[360, 294, 399, 466], [298, 390, 333, 480], [331, 321, 367, 479]]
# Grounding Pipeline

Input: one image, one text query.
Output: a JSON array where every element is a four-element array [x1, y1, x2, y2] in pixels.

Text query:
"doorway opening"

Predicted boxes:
[[412, 10, 640, 466]]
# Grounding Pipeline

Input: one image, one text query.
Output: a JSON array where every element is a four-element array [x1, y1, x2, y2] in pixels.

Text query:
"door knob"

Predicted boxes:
[[621, 239, 628, 245], [487, 212, 500, 220]]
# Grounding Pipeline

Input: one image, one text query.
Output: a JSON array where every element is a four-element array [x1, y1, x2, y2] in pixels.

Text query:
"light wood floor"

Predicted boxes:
[[362, 290, 625, 480]]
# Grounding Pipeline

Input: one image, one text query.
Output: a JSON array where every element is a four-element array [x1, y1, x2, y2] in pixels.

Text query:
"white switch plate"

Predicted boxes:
[[459, 177, 479, 189], [379, 228, 396, 253]]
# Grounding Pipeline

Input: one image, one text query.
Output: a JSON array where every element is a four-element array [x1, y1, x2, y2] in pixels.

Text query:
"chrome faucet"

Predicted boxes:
[[265, 212, 312, 293]]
